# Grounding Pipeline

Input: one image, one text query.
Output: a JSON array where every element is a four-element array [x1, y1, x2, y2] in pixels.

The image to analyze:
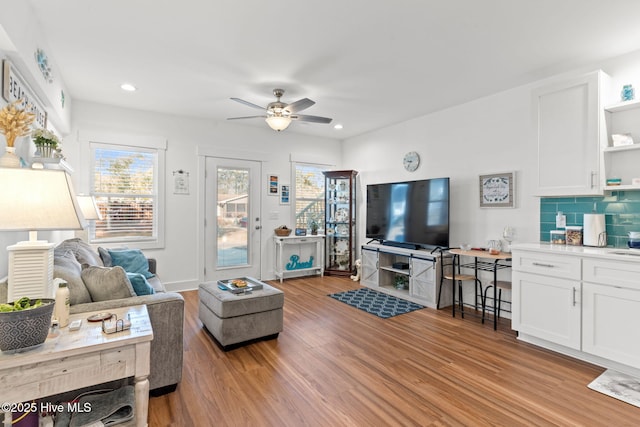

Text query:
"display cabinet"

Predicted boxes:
[[323, 170, 358, 276]]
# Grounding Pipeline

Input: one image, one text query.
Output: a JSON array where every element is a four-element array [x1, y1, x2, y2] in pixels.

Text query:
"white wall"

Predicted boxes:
[[346, 48, 640, 250], [344, 83, 538, 252], [66, 101, 342, 291], [342, 47, 640, 296]]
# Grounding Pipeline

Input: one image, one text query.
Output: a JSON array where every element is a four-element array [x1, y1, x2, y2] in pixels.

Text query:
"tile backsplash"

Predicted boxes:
[[540, 191, 640, 248]]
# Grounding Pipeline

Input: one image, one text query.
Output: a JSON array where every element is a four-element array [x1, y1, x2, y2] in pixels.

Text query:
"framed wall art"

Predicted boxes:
[[280, 184, 290, 205], [479, 171, 516, 208]]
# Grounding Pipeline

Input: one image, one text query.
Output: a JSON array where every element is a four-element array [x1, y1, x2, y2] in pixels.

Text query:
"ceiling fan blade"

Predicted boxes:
[[227, 115, 267, 120], [285, 98, 315, 113], [291, 114, 333, 124], [230, 98, 265, 110]]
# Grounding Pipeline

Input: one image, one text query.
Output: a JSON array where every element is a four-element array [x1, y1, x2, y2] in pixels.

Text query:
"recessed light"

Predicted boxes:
[[334, 124, 343, 130], [120, 83, 137, 92]]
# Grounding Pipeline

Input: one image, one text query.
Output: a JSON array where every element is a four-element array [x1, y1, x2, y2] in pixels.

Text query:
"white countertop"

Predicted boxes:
[[511, 242, 640, 261]]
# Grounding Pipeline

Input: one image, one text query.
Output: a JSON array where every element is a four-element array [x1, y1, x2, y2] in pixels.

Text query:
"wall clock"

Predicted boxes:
[[403, 151, 420, 172]]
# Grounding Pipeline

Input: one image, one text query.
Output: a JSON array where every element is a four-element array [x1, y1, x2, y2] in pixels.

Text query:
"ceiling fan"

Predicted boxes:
[[227, 88, 333, 131]]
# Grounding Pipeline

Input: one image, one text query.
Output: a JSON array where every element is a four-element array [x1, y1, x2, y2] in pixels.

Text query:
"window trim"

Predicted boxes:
[[82, 131, 166, 250]]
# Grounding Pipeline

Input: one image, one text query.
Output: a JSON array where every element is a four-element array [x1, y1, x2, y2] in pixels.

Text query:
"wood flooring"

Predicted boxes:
[[148, 276, 638, 426]]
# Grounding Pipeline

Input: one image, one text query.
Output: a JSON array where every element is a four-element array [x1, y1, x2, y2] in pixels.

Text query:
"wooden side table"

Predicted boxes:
[[0, 305, 153, 427]]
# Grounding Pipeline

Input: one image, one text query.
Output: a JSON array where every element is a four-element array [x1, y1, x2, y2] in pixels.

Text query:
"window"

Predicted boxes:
[[294, 163, 326, 231], [90, 142, 165, 248]]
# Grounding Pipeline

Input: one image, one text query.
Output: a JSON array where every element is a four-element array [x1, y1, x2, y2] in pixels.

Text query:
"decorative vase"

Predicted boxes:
[[0, 146, 21, 168], [36, 144, 55, 158]]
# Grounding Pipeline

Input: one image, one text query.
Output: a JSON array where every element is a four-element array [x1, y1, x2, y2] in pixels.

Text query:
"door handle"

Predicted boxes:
[[255, 225, 262, 230]]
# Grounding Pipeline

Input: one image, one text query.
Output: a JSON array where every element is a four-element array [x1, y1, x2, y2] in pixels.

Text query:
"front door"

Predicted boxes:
[[204, 157, 261, 281]]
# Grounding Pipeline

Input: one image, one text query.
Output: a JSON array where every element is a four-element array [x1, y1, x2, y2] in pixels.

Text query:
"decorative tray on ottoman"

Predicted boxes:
[[217, 277, 264, 294]]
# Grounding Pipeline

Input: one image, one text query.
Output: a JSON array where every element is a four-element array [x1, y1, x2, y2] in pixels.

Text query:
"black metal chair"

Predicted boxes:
[[482, 280, 512, 323], [437, 248, 483, 317]]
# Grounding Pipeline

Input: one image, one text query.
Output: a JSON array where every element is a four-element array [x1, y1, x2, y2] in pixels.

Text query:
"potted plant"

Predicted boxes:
[[32, 128, 61, 158], [0, 297, 55, 352], [309, 220, 319, 235]]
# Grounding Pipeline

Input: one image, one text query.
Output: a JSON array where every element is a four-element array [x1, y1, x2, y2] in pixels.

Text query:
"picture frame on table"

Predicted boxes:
[[479, 171, 515, 208]]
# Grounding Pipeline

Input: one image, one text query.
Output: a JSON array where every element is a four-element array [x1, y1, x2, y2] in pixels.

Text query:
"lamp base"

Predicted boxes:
[[7, 241, 55, 301]]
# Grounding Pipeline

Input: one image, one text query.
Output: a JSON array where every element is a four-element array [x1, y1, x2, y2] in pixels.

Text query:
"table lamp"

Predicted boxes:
[[0, 168, 85, 301], [76, 195, 103, 221], [75, 194, 102, 243]]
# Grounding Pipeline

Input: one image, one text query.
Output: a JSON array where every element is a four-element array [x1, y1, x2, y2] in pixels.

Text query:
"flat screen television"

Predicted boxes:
[[366, 177, 450, 249]]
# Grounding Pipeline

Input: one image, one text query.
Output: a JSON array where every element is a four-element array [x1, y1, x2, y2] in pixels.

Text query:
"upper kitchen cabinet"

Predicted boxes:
[[533, 70, 609, 196]]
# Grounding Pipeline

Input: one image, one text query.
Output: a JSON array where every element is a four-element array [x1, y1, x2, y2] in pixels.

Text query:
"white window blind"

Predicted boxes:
[[90, 145, 158, 243], [294, 163, 326, 230]]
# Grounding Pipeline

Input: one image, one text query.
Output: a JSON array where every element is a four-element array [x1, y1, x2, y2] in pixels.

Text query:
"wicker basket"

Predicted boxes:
[[274, 228, 292, 237], [0, 299, 55, 352]]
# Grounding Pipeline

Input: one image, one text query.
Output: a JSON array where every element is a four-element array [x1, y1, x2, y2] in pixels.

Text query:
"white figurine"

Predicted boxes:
[[350, 259, 362, 281]]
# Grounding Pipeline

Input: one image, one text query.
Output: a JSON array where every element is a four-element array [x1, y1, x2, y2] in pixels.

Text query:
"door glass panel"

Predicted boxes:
[[217, 167, 249, 268]]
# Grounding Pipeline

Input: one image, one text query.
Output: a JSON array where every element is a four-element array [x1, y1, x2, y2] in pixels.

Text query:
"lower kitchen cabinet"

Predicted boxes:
[[512, 243, 640, 376], [512, 271, 581, 350]]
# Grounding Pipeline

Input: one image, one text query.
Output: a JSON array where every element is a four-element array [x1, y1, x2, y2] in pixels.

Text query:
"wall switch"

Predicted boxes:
[[556, 212, 566, 228]]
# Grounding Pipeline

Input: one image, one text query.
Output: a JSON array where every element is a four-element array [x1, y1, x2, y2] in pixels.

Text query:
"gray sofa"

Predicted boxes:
[[0, 238, 184, 393]]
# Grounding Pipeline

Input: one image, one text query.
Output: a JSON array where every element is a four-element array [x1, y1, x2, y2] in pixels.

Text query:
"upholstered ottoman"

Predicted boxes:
[[198, 279, 284, 350]]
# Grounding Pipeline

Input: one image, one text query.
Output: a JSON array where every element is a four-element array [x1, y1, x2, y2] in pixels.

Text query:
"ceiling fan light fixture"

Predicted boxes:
[[266, 115, 292, 131]]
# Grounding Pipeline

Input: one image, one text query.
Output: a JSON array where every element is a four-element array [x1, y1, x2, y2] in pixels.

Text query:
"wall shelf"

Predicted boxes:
[[603, 144, 640, 153], [604, 99, 640, 113]]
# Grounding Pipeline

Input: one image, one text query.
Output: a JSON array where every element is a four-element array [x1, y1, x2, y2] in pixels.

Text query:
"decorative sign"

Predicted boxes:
[[286, 255, 314, 270], [479, 171, 515, 208], [2, 60, 47, 128], [173, 170, 189, 195]]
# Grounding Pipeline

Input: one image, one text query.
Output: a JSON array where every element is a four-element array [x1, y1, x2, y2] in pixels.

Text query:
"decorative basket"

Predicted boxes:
[[0, 299, 55, 352], [274, 228, 292, 237]]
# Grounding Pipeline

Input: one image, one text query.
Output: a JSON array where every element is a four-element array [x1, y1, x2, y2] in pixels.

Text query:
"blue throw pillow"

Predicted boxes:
[[108, 249, 154, 279], [126, 272, 155, 296]]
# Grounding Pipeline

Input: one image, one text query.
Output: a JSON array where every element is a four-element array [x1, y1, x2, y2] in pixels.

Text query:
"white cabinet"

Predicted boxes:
[[512, 271, 581, 350], [512, 244, 640, 376], [603, 99, 640, 190], [410, 256, 443, 307], [359, 244, 447, 308], [273, 235, 324, 283], [533, 70, 608, 196], [512, 250, 582, 349], [360, 246, 379, 288], [582, 258, 640, 367]]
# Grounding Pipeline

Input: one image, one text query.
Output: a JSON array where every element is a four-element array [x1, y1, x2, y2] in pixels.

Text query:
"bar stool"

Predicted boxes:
[[437, 249, 483, 317], [482, 280, 511, 323]]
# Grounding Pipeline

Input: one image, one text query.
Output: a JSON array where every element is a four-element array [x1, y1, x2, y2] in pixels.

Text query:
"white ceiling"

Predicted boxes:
[[22, 0, 640, 139]]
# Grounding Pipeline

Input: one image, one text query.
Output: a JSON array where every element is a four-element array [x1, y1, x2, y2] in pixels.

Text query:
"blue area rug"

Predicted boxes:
[[328, 288, 425, 319]]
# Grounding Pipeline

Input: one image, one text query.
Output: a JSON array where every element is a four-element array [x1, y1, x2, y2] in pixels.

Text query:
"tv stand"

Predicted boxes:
[[360, 242, 452, 309]]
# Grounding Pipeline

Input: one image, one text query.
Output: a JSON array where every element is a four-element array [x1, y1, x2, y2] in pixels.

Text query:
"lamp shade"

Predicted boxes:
[[0, 168, 85, 232], [265, 116, 292, 131], [77, 194, 103, 221]]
